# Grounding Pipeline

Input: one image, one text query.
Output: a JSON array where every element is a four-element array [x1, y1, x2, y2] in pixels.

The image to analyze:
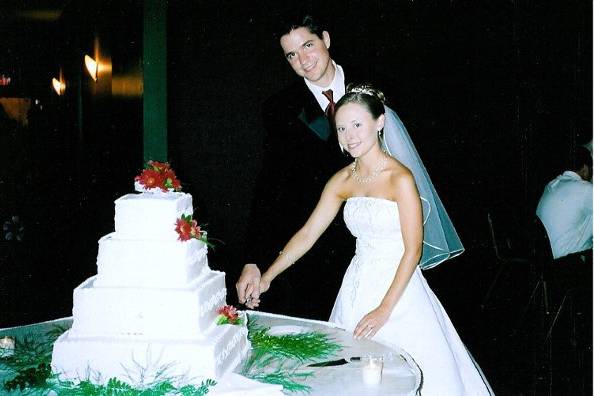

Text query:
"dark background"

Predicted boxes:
[[0, 1, 591, 394]]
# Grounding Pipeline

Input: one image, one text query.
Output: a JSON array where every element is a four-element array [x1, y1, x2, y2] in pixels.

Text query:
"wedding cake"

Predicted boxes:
[[51, 162, 250, 386]]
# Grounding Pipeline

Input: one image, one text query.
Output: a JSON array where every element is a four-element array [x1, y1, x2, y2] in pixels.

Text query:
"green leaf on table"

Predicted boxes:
[[242, 315, 343, 393]]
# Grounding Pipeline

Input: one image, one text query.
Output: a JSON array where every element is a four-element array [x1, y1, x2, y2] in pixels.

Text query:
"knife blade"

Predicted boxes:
[[307, 358, 349, 367]]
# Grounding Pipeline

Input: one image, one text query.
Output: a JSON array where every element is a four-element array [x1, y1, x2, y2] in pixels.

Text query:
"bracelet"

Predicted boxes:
[[279, 250, 296, 266]]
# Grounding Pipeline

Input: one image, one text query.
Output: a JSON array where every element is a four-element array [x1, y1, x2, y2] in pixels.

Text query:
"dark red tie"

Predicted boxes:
[[322, 89, 335, 120]]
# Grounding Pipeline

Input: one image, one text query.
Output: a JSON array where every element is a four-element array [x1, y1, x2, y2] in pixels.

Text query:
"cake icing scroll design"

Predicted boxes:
[[216, 327, 249, 366], [199, 288, 227, 318]]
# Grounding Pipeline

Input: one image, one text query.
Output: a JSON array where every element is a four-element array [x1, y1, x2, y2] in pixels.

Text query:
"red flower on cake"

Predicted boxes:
[[148, 161, 171, 171], [137, 169, 163, 189], [216, 305, 242, 325], [135, 160, 182, 192], [175, 215, 200, 241], [163, 168, 182, 191], [175, 214, 212, 247]]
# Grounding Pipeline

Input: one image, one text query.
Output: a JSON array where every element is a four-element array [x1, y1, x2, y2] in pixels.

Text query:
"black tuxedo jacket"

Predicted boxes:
[[245, 67, 398, 320]]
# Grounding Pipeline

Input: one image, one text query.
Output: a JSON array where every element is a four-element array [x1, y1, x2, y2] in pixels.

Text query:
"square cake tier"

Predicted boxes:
[[70, 271, 226, 339]]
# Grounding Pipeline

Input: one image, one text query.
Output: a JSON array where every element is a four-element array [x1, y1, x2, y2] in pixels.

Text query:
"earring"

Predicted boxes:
[[339, 143, 345, 154]]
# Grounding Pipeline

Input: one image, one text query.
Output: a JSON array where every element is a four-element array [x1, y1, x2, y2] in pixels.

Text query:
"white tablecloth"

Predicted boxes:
[[245, 311, 421, 396], [0, 311, 421, 395]]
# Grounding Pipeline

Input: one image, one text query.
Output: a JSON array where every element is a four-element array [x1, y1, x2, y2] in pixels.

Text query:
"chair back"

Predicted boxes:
[[487, 211, 529, 262], [530, 216, 554, 264], [486, 212, 501, 259]]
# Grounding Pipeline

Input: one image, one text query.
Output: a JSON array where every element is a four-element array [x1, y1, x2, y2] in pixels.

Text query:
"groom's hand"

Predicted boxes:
[[236, 263, 262, 308]]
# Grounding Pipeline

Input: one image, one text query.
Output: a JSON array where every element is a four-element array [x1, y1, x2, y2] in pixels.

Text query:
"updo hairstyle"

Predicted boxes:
[[335, 83, 386, 120]]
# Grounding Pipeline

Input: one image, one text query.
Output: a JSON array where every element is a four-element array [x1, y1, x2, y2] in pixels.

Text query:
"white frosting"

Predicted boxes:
[[114, 192, 193, 240], [52, 324, 250, 385], [95, 235, 208, 288], [134, 180, 177, 194], [51, 190, 250, 386], [70, 271, 227, 339]]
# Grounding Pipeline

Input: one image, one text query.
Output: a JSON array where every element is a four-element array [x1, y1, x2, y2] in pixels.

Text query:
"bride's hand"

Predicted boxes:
[[354, 306, 391, 339], [259, 277, 271, 294], [243, 277, 271, 309]]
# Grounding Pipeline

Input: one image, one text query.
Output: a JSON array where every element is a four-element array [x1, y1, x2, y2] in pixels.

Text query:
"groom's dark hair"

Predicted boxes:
[[572, 146, 592, 172], [273, 11, 327, 40]]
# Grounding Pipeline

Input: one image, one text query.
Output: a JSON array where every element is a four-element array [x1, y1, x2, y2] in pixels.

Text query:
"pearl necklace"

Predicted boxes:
[[351, 155, 388, 184]]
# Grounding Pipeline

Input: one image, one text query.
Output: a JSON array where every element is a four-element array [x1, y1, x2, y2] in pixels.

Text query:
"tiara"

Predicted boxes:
[[348, 86, 376, 96]]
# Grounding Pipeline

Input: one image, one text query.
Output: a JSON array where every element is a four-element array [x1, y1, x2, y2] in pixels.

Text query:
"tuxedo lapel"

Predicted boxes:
[[296, 65, 366, 142], [294, 84, 332, 141]]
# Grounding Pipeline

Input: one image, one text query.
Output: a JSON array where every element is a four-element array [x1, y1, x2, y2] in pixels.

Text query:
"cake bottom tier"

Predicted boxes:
[[51, 323, 250, 386]]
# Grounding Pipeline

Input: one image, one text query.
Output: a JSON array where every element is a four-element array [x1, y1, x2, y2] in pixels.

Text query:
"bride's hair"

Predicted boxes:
[[335, 83, 386, 120]]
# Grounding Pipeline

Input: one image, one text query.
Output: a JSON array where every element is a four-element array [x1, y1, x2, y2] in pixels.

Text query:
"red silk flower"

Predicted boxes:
[[175, 215, 201, 242], [135, 161, 182, 192], [216, 305, 241, 325]]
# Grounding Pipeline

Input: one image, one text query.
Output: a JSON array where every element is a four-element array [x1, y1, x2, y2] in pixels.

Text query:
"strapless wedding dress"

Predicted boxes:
[[329, 197, 493, 395]]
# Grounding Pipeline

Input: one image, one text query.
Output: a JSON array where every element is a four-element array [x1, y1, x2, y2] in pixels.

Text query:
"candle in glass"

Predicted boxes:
[[0, 336, 15, 358], [361, 355, 383, 385]]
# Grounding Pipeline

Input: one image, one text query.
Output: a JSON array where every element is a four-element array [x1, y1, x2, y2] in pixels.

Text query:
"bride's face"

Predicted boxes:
[[335, 102, 384, 158]]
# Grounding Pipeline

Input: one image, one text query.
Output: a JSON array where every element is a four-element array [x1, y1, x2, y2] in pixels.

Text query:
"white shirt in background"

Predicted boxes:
[[536, 170, 593, 259]]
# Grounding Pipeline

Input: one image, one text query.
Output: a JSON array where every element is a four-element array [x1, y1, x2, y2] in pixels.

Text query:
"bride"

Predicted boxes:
[[237, 84, 493, 395]]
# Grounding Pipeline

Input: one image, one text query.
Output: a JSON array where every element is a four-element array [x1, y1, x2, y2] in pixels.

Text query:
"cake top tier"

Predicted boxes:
[[112, 161, 193, 241], [114, 192, 193, 241]]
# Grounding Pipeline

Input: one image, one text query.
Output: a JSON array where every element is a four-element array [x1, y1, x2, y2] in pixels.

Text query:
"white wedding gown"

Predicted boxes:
[[329, 197, 493, 395]]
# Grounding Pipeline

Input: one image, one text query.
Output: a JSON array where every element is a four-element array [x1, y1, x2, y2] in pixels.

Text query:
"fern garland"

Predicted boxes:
[[246, 368, 313, 393], [0, 326, 216, 395], [246, 317, 341, 366], [241, 315, 343, 393], [46, 377, 217, 395], [0, 324, 69, 391]]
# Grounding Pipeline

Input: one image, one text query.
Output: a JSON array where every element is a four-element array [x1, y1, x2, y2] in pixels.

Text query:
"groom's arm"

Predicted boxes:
[[242, 95, 290, 265], [237, 95, 291, 307]]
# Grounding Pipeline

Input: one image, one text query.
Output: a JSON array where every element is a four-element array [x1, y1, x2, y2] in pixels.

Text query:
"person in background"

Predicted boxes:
[[536, 146, 593, 259]]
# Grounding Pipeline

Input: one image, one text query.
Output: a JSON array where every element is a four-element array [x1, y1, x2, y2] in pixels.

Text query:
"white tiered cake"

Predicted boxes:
[[51, 171, 250, 386]]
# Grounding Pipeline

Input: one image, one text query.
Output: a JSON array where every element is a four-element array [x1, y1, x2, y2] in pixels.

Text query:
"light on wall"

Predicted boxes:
[[84, 54, 98, 81], [52, 77, 65, 95]]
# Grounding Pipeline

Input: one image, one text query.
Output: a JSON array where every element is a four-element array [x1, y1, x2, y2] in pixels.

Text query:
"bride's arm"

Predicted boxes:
[[257, 173, 346, 297], [354, 170, 423, 338]]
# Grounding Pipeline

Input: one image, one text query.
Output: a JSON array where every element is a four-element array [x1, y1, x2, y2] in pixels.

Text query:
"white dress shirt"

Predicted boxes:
[[304, 62, 346, 112], [536, 171, 593, 259]]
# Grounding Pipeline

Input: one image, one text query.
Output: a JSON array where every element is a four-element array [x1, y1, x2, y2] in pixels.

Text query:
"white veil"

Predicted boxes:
[[382, 105, 464, 269]]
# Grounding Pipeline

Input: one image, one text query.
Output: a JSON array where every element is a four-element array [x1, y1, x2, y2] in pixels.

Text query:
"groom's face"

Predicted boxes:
[[280, 27, 334, 87]]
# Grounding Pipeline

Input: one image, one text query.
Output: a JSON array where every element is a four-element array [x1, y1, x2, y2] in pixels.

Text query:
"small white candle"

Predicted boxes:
[[0, 336, 15, 358], [361, 356, 383, 385]]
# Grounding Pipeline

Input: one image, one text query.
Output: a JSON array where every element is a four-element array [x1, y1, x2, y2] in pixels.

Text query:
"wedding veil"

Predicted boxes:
[[382, 106, 464, 269]]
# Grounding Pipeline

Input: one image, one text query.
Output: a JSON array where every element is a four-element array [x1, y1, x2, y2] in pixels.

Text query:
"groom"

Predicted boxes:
[[237, 12, 405, 319]]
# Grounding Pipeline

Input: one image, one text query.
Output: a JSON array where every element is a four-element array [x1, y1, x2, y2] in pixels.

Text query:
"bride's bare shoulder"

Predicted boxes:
[[386, 157, 416, 188], [385, 156, 409, 174], [326, 163, 352, 183], [324, 164, 355, 198]]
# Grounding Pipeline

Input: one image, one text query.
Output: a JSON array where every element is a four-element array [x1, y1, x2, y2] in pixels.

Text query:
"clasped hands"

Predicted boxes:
[[236, 264, 270, 309]]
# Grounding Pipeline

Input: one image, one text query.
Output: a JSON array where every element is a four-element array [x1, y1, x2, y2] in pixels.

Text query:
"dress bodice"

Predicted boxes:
[[343, 197, 404, 260]]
